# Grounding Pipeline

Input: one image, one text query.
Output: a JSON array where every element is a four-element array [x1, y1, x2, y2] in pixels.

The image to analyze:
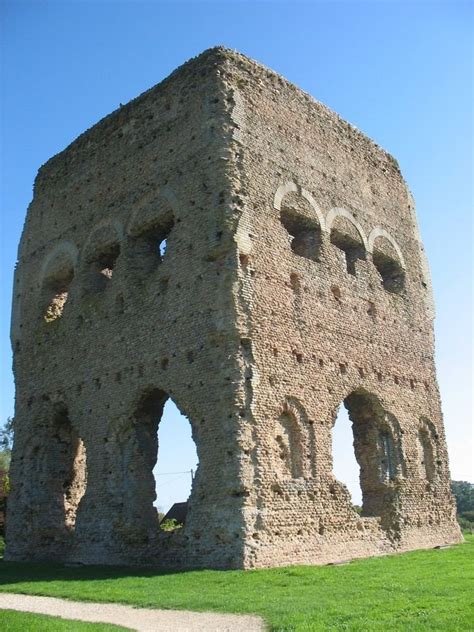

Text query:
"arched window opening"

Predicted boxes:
[[280, 211, 321, 261], [84, 241, 121, 293], [372, 241, 405, 294], [418, 429, 435, 481], [42, 258, 74, 323], [129, 207, 175, 276], [136, 214, 174, 273], [330, 217, 366, 276], [51, 403, 87, 530], [95, 243, 120, 283], [332, 390, 403, 517], [279, 193, 321, 261], [131, 390, 198, 531]]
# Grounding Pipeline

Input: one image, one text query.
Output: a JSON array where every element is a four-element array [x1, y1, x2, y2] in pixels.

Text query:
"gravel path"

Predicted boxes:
[[0, 593, 266, 631]]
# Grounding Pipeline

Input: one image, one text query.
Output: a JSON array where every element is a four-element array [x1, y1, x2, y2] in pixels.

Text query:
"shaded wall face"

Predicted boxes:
[[222, 56, 460, 567], [8, 56, 248, 567]]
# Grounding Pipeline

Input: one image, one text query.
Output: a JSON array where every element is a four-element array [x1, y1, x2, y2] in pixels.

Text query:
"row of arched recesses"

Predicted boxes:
[[30, 391, 197, 539], [270, 390, 438, 518], [39, 196, 176, 323], [275, 183, 407, 294]]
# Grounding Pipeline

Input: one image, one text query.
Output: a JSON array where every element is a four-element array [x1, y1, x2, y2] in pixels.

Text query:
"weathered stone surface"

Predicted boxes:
[[6, 47, 462, 569]]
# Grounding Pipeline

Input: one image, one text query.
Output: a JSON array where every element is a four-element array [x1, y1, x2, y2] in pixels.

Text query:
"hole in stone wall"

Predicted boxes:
[[330, 217, 366, 276], [155, 399, 199, 525], [131, 390, 199, 529], [239, 253, 249, 269], [86, 242, 120, 292], [332, 390, 403, 517], [332, 405, 363, 508], [42, 261, 75, 323], [159, 239, 168, 258], [373, 250, 405, 294], [132, 212, 174, 275], [331, 286, 341, 301], [98, 244, 120, 280], [280, 209, 321, 261]]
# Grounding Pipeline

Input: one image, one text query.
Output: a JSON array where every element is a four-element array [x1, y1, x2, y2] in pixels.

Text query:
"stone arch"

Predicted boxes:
[[417, 417, 438, 481], [38, 241, 78, 322], [332, 389, 405, 517], [327, 208, 368, 275], [82, 220, 123, 292], [127, 193, 176, 275], [367, 227, 405, 266], [274, 182, 325, 261], [120, 387, 199, 534], [368, 228, 406, 294], [325, 208, 368, 248], [274, 181, 325, 229]]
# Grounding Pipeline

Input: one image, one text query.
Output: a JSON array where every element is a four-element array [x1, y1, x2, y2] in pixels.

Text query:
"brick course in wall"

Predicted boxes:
[[6, 47, 462, 569]]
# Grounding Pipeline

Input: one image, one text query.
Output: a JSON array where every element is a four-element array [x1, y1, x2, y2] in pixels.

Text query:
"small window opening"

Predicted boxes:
[[373, 250, 405, 294], [159, 239, 168, 258], [42, 259, 74, 323], [280, 209, 321, 261], [134, 214, 174, 275], [87, 242, 120, 292], [42, 264, 74, 323], [97, 243, 120, 280], [330, 229, 366, 276]]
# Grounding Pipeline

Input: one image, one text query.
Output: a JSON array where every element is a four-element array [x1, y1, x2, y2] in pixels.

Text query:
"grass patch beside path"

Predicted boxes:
[[0, 610, 129, 631], [0, 536, 472, 631]]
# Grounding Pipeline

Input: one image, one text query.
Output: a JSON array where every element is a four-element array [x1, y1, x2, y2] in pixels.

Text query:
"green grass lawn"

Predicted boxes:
[[0, 536, 472, 631], [0, 610, 129, 631]]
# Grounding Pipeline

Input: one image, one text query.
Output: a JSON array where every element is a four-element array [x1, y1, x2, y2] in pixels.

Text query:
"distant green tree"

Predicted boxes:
[[0, 417, 14, 472], [451, 481, 474, 514]]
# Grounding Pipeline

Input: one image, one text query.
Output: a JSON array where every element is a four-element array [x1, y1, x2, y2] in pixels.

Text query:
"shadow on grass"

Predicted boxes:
[[0, 560, 197, 586]]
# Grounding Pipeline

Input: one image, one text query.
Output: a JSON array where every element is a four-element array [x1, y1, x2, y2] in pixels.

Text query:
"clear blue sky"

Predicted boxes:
[[1, 0, 472, 508]]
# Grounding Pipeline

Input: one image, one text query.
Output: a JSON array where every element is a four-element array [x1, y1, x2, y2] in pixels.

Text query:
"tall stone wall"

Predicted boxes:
[[6, 47, 462, 569]]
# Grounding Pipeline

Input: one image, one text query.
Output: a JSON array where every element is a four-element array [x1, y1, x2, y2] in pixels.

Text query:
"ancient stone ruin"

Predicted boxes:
[[6, 47, 462, 568]]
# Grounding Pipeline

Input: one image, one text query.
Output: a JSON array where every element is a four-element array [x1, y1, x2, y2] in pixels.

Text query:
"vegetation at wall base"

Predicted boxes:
[[0, 536, 472, 631]]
